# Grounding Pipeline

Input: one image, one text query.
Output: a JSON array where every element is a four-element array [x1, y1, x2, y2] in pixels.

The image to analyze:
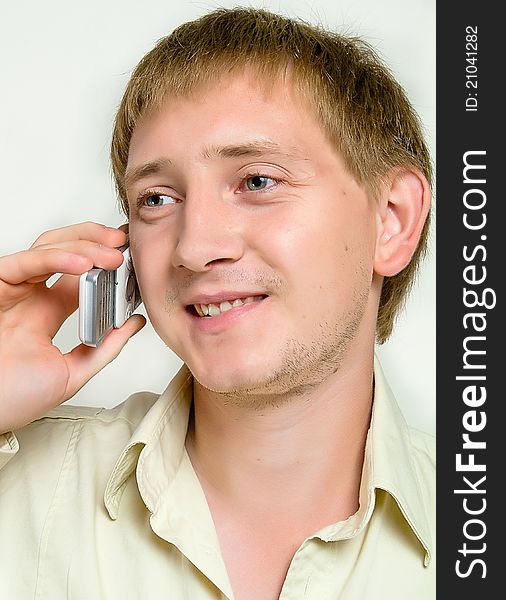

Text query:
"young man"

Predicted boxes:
[[0, 8, 434, 600]]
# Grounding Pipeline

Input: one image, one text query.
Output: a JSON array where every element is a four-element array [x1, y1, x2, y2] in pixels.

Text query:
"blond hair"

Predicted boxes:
[[111, 7, 432, 343]]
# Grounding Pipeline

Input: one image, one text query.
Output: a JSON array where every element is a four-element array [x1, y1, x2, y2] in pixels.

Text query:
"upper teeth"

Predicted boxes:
[[194, 295, 264, 317]]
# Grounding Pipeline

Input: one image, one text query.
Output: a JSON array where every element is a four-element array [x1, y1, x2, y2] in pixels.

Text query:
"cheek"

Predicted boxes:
[[252, 200, 365, 268], [253, 202, 374, 312], [129, 229, 173, 308]]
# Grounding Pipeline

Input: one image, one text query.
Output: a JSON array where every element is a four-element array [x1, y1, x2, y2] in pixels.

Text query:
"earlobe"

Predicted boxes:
[[374, 169, 431, 277]]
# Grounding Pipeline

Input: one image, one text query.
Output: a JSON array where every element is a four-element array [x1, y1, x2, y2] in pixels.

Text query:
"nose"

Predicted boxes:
[[171, 191, 245, 272]]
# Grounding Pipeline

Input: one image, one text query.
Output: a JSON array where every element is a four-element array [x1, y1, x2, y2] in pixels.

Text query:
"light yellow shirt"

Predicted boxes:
[[0, 359, 435, 599]]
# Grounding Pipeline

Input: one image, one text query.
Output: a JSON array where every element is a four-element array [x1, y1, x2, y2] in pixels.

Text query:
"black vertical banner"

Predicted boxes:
[[437, 2, 502, 597]]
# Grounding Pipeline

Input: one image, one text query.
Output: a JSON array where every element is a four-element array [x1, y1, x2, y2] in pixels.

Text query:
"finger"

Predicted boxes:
[[0, 280, 34, 312], [0, 272, 78, 322], [0, 249, 91, 288], [62, 314, 147, 396], [44, 274, 81, 336], [0, 243, 124, 287], [30, 222, 127, 249], [31, 239, 127, 271], [25, 273, 61, 284]]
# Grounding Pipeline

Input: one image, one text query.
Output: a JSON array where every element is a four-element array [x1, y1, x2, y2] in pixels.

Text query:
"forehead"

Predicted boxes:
[[127, 68, 326, 163], [153, 61, 305, 114]]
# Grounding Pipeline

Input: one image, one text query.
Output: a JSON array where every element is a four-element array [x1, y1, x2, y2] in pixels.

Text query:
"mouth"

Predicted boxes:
[[185, 294, 269, 318]]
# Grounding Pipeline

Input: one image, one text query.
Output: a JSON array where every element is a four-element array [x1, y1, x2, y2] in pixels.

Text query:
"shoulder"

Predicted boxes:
[[408, 426, 435, 460], [28, 389, 159, 445], [406, 426, 436, 521], [407, 426, 435, 468], [1, 390, 160, 477], [406, 426, 436, 490], [0, 390, 161, 582], [40, 390, 160, 429]]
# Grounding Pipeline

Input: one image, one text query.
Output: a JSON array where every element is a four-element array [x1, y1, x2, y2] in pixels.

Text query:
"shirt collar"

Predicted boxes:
[[104, 357, 432, 566], [104, 364, 193, 519], [367, 357, 433, 565], [105, 364, 234, 598]]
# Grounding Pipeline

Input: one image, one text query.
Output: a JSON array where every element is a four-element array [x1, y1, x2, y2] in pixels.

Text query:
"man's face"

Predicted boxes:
[[126, 70, 379, 399]]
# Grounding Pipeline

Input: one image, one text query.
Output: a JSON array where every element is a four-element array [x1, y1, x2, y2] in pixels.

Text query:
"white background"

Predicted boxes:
[[0, 0, 435, 434]]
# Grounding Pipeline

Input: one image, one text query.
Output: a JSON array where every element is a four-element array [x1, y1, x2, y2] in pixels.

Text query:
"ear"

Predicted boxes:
[[374, 168, 431, 277]]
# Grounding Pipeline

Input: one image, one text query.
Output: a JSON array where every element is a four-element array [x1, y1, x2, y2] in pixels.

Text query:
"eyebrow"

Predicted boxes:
[[124, 158, 172, 192], [123, 140, 307, 191], [201, 140, 306, 160]]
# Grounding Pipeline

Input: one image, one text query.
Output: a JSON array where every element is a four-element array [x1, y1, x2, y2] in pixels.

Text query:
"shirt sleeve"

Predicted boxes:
[[0, 431, 19, 469]]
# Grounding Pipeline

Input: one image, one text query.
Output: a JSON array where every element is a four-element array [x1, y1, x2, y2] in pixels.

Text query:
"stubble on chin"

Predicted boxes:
[[196, 285, 370, 411]]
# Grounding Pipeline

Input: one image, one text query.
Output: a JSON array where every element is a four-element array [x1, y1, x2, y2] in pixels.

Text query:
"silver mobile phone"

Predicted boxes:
[[78, 244, 142, 347]]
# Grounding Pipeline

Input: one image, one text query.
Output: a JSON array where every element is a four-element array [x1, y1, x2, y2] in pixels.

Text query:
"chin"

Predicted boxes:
[[187, 352, 279, 394]]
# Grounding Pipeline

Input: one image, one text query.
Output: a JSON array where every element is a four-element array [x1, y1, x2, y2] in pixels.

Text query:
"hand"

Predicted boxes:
[[0, 222, 146, 434]]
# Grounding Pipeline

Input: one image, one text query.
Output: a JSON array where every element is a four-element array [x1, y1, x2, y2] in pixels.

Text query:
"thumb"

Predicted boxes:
[[63, 314, 147, 398]]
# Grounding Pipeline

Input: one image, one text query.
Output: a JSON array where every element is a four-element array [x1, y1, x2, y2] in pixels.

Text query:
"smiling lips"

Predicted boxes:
[[193, 295, 266, 317]]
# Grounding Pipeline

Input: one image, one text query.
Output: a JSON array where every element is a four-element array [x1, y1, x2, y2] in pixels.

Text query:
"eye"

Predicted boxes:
[[244, 175, 278, 191], [140, 192, 178, 207]]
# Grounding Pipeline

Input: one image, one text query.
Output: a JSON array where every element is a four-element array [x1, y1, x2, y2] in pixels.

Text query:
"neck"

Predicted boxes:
[[185, 345, 375, 523]]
